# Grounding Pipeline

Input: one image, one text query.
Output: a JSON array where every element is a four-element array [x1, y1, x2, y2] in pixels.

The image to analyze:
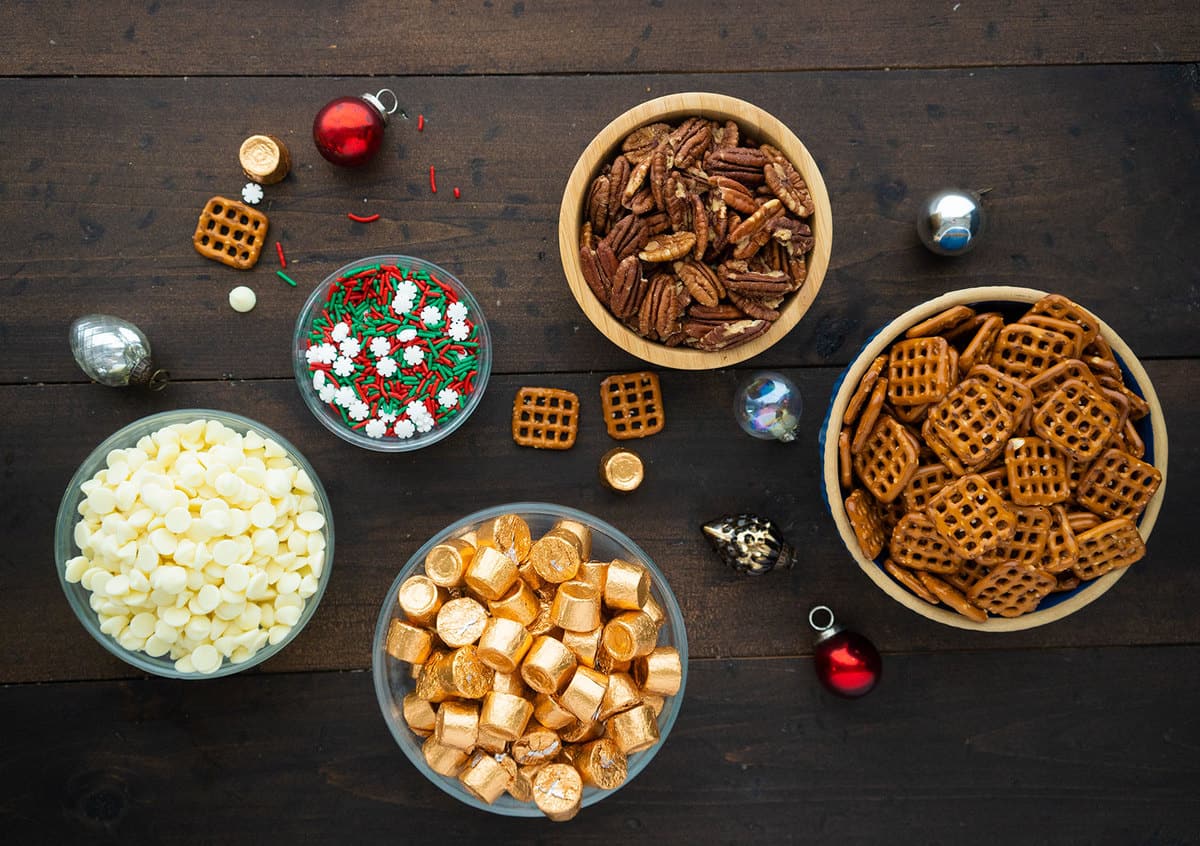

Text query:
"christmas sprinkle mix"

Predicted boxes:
[[303, 261, 481, 442]]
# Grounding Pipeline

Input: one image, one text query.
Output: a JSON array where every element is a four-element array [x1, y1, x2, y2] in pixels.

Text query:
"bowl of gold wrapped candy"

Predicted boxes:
[[822, 287, 1168, 631], [371, 503, 687, 819], [559, 92, 832, 369]]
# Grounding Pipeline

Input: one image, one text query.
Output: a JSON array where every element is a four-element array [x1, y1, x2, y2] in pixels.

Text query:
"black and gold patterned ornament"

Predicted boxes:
[[702, 514, 796, 576]]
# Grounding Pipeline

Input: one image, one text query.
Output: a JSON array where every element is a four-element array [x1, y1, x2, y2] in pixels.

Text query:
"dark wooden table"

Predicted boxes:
[[3, 4, 1198, 842]]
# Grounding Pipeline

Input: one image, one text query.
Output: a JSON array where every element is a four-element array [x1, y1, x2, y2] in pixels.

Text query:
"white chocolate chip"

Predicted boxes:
[[229, 286, 257, 313]]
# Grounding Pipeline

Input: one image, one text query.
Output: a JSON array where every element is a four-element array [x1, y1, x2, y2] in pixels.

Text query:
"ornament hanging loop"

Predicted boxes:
[[363, 88, 400, 122], [808, 605, 836, 633]]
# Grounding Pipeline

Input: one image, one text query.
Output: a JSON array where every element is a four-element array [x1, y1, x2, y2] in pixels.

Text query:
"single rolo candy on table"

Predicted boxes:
[[239, 133, 291, 184]]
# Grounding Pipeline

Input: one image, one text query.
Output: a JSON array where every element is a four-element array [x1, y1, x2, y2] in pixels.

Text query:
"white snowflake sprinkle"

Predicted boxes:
[[397, 328, 418, 343], [312, 370, 326, 390], [414, 415, 434, 433], [331, 322, 351, 342], [306, 343, 338, 365], [376, 356, 398, 377], [241, 182, 264, 205], [334, 386, 357, 408], [339, 337, 362, 358], [380, 411, 398, 423], [448, 320, 470, 342], [332, 356, 355, 377], [364, 419, 388, 439], [391, 296, 415, 315], [420, 305, 442, 326], [348, 400, 370, 421], [394, 419, 416, 439], [406, 400, 429, 419], [403, 345, 424, 367], [318, 384, 337, 403], [447, 301, 468, 323], [438, 388, 460, 409], [369, 336, 391, 357]]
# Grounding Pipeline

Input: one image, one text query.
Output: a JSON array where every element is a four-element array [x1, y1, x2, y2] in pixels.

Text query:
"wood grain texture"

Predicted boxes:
[[2, 66, 1197, 386], [2, 649, 1196, 843], [3, 1, 1198, 76], [6, 361, 1196, 684]]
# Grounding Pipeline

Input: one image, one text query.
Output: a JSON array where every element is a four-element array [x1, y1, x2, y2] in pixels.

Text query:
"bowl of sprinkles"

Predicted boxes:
[[293, 255, 491, 451]]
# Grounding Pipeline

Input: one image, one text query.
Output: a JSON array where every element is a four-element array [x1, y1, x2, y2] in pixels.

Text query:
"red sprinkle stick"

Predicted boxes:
[[275, 241, 287, 268], [453, 187, 461, 199], [429, 166, 437, 194], [417, 114, 425, 131], [347, 212, 381, 223]]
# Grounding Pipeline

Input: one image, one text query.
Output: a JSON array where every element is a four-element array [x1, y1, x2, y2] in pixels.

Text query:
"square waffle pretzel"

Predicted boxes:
[[852, 415, 920, 503], [888, 512, 963, 573], [1025, 293, 1100, 347], [920, 416, 969, 476], [1072, 518, 1146, 581], [599, 372, 664, 440], [928, 379, 1014, 469], [967, 562, 1057, 618], [511, 387, 580, 449], [967, 364, 1033, 430], [886, 336, 953, 407], [989, 323, 1074, 381], [1040, 505, 1079, 574], [958, 314, 1004, 373], [1004, 436, 1071, 506], [1028, 358, 1101, 405], [1032, 378, 1121, 462], [193, 196, 269, 270], [977, 505, 1052, 567], [902, 463, 957, 513], [942, 557, 991, 593], [925, 473, 1017, 559], [844, 489, 886, 559], [1018, 314, 1086, 358], [1075, 448, 1163, 521]]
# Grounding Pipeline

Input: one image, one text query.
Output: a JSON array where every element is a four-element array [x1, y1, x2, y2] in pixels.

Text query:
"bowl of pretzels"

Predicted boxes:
[[559, 92, 833, 369], [822, 286, 1169, 631]]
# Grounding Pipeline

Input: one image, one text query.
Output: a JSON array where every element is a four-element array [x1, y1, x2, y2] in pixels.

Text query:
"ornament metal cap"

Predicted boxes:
[[702, 513, 796, 575], [360, 88, 400, 124], [808, 605, 843, 644]]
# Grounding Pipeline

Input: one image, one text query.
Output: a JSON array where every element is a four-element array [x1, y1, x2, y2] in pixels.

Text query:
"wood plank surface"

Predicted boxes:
[[2, 648, 1196, 844], [5, 360, 1195, 684], [3, 1, 1198, 76], [2, 65, 1197, 386]]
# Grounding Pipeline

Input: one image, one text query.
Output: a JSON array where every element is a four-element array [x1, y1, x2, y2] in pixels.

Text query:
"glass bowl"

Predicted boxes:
[[371, 503, 688, 816], [293, 255, 491, 452], [54, 409, 335, 678], [819, 286, 1168, 631]]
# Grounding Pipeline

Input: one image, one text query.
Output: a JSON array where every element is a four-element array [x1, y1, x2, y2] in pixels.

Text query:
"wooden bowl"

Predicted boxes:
[[559, 92, 833, 369], [821, 286, 1169, 631]]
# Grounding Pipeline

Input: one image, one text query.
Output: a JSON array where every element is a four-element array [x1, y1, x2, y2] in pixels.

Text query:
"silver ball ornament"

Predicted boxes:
[[69, 314, 169, 390], [733, 371, 802, 442], [916, 188, 985, 255]]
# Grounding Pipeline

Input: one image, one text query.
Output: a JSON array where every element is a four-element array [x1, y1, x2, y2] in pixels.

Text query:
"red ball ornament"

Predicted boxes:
[[809, 606, 881, 698], [312, 88, 398, 168]]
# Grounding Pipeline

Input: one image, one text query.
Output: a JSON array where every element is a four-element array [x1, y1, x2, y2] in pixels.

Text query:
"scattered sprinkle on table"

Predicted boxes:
[[302, 261, 482, 442], [277, 270, 298, 287], [429, 165, 437, 194], [276, 241, 287, 268], [347, 212, 381, 223], [453, 187, 461, 199], [417, 114, 425, 131]]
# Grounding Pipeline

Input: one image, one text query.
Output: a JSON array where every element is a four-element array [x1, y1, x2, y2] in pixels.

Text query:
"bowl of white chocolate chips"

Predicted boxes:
[[372, 503, 687, 820], [55, 410, 333, 677]]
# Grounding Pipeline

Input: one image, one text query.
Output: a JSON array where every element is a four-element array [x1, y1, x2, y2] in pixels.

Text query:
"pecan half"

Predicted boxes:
[[732, 225, 774, 261], [768, 216, 815, 254], [580, 220, 594, 252], [723, 269, 790, 298], [765, 161, 815, 217], [587, 174, 611, 234], [637, 273, 669, 338], [626, 187, 655, 215], [607, 156, 630, 216], [695, 319, 771, 351], [713, 119, 739, 148], [690, 193, 709, 259], [669, 118, 712, 169], [712, 176, 760, 215], [708, 147, 768, 169], [650, 147, 672, 212], [639, 231, 696, 263], [728, 198, 783, 244], [579, 245, 610, 305], [622, 157, 651, 206], [674, 259, 722, 307], [667, 189, 691, 232], [621, 122, 671, 164], [728, 290, 780, 321], [609, 255, 644, 318], [688, 303, 745, 321], [642, 211, 672, 236]]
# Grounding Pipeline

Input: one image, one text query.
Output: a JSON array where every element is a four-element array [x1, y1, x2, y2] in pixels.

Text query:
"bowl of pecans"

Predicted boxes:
[[559, 92, 832, 369], [822, 287, 1168, 631]]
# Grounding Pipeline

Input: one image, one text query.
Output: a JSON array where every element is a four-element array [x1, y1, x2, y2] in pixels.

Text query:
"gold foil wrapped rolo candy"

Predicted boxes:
[[550, 581, 602, 632], [641, 692, 666, 717], [422, 735, 469, 777], [640, 594, 665, 627], [521, 636, 578, 694], [530, 532, 582, 584], [489, 578, 540, 626], [436, 597, 488, 648], [533, 692, 576, 730], [511, 727, 563, 765], [239, 133, 291, 184], [602, 611, 659, 662], [426, 538, 475, 588], [509, 764, 538, 803], [465, 545, 519, 601], [402, 693, 437, 736], [559, 718, 603, 743], [416, 652, 456, 703], [532, 764, 584, 822], [597, 671, 642, 721], [434, 645, 494, 699], [576, 560, 609, 593], [475, 727, 510, 755], [397, 574, 447, 626], [436, 700, 480, 751], [551, 518, 593, 561], [559, 666, 609, 722], [480, 691, 535, 740], [561, 626, 603, 668], [525, 596, 557, 637], [634, 645, 683, 696], [575, 737, 628, 790], [385, 619, 433, 664], [604, 559, 650, 610], [599, 447, 645, 493], [477, 514, 532, 562], [605, 703, 660, 754], [477, 617, 534, 674], [460, 752, 513, 804], [492, 671, 529, 697]]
